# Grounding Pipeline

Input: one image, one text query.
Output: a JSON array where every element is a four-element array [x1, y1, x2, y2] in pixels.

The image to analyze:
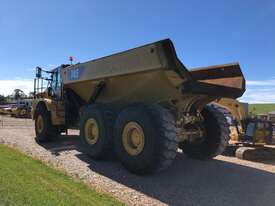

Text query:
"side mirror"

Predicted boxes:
[[36, 67, 42, 78]]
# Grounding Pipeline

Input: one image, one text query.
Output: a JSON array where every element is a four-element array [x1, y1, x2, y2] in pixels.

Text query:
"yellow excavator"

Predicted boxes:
[[212, 98, 273, 146], [212, 98, 274, 160]]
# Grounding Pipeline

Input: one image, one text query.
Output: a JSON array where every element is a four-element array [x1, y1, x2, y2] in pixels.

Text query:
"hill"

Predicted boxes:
[[249, 104, 275, 115]]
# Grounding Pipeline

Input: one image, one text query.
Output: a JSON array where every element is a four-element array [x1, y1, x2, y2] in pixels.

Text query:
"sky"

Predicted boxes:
[[0, 0, 274, 102]]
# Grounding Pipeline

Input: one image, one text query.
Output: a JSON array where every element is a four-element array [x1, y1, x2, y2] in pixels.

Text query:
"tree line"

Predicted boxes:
[[0, 89, 34, 104]]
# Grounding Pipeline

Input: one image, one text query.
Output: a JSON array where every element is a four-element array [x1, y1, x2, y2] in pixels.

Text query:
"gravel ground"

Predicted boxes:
[[1, 115, 275, 206]]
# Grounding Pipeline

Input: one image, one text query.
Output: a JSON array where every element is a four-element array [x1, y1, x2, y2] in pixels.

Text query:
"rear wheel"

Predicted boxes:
[[179, 105, 230, 159], [80, 104, 113, 159], [114, 104, 178, 175], [34, 104, 59, 142]]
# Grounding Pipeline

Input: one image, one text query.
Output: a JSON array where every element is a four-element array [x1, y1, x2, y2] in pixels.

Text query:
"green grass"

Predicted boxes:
[[249, 104, 275, 115], [0, 144, 124, 206]]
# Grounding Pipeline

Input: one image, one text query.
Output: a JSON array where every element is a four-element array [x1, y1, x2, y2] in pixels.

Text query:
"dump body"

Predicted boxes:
[[61, 39, 245, 113]]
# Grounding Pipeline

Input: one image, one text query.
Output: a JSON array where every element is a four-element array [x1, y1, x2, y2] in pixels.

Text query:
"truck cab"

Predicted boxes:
[[32, 65, 69, 128]]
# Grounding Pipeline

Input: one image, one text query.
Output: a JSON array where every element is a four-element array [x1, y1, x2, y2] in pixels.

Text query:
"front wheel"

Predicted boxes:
[[114, 104, 178, 175], [34, 105, 59, 142]]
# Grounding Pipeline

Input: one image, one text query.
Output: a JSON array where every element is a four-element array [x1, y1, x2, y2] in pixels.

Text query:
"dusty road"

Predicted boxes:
[[1, 115, 275, 206]]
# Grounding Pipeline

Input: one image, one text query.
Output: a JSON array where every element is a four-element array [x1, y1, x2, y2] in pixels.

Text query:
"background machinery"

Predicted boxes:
[[10, 100, 32, 118], [32, 39, 245, 174], [213, 98, 274, 160], [213, 98, 273, 145]]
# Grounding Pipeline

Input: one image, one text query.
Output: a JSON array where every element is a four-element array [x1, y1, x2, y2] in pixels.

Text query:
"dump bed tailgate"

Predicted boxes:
[[185, 63, 246, 99]]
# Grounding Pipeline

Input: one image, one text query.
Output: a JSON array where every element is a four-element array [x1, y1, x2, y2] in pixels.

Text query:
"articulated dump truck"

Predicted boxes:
[[32, 39, 245, 174]]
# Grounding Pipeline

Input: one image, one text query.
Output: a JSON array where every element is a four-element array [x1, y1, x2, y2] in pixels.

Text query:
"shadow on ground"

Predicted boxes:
[[39, 134, 275, 206]]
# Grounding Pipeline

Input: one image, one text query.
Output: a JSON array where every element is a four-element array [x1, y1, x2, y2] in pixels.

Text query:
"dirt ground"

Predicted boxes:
[[1, 115, 275, 206]]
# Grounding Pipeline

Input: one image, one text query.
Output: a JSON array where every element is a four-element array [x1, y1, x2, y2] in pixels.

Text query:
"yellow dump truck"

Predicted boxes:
[[32, 39, 245, 174], [10, 99, 32, 118], [10, 105, 31, 118]]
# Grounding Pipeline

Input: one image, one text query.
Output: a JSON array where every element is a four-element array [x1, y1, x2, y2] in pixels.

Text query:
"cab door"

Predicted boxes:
[[51, 67, 65, 123], [52, 67, 62, 100]]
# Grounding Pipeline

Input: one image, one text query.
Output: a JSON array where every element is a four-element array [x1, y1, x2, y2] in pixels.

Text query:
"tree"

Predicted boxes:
[[28, 92, 34, 98], [13, 89, 27, 100], [0, 95, 6, 104]]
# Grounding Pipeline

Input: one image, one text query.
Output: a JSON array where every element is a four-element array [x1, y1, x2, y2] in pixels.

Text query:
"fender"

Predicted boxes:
[[32, 98, 65, 125]]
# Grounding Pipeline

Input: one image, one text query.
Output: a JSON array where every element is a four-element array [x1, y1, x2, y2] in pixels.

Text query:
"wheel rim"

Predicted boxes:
[[122, 122, 145, 156], [84, 118, 99, 145], [36, 115, 44, 134]]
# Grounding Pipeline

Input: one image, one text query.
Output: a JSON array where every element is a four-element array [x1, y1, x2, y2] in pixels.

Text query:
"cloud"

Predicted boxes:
[[240, 90, 275, 103], [246, 80, 275, 86], [240, 79, 275, 103], [0, 79, 33, 96]]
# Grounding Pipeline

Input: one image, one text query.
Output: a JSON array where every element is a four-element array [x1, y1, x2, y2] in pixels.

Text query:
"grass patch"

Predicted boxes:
[[249, 104, 275, 115], [0, 144, 124, 206]]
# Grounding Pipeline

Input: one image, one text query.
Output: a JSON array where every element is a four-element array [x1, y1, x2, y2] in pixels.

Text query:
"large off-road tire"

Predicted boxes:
[[179, 105, 230, 159], [34, 104, 59, 143], [80, 104, 113, 159], [114, 104, 178, 175]]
